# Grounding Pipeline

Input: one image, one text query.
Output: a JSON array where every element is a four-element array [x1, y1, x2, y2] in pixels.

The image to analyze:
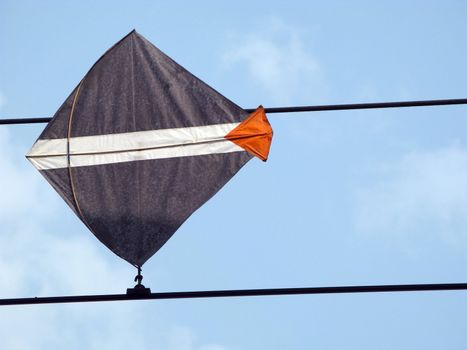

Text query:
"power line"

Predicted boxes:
[[247, 98, 467, 113], [1, 98, 467, 125], [1, 282, 466, 306], [1, 98, 466, 305]]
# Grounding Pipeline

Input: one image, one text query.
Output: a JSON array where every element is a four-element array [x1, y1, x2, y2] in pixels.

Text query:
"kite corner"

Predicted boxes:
[[225, 105, 273, 162]]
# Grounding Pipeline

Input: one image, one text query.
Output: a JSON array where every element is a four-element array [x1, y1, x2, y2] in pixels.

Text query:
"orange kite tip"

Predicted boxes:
[[225, 106, 273, 161]]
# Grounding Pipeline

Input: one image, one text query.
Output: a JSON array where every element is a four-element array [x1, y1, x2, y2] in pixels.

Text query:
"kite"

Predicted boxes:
[[26, 30, 273, 271]]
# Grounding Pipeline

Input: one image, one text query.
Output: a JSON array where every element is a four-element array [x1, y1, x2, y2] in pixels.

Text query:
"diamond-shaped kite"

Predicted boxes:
[[26, 30, 273, 268]]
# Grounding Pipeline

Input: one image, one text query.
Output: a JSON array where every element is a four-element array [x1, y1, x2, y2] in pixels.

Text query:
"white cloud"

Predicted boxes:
[[0, 127, 58, 225], [0, 128, 229, 350], [168, 327, 228, 350], [355, 144, 467, 249], [222, 19, 323, 104]]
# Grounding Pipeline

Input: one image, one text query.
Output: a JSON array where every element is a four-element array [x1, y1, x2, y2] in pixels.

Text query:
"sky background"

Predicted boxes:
[[1, 1, 467, 349]]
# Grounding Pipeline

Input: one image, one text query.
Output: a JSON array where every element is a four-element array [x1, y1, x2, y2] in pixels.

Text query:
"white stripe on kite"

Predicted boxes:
[[27, 123, 244, 170], [29, 122, 240, 156]]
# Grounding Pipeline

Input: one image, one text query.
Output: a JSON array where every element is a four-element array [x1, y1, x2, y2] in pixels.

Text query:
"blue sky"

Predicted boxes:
[[1, 1, 467, 349]]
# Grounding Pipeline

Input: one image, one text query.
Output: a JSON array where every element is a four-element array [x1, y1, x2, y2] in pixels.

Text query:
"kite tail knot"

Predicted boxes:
[[134, 266, 144, 287]]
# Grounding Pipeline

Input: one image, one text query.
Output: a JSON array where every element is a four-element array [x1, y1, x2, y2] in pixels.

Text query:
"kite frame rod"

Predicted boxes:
[[1, 282, 467, 306], [1, 98, 467, 125]]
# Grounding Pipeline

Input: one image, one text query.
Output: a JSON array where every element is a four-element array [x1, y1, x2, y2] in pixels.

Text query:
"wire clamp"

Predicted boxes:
[[126, 266, 151, 296]]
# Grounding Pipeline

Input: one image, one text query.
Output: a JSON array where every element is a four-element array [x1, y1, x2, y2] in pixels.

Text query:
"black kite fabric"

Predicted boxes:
[[27, 30, 272, 266]]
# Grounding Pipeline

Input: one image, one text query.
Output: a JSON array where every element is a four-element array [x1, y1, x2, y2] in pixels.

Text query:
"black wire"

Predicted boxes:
[[1, 98, 467, 125], [1, 283, 466, 306], [249, 98, 467, 113], [0, 117, 52, 125], [1, 98, 467, 305]]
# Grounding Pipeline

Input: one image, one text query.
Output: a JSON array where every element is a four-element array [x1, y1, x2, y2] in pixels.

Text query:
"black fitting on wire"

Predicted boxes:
[[127, 265, 151, 296]]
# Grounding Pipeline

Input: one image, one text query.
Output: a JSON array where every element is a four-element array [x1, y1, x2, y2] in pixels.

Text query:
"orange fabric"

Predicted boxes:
[[225, 106, 273, 161]]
